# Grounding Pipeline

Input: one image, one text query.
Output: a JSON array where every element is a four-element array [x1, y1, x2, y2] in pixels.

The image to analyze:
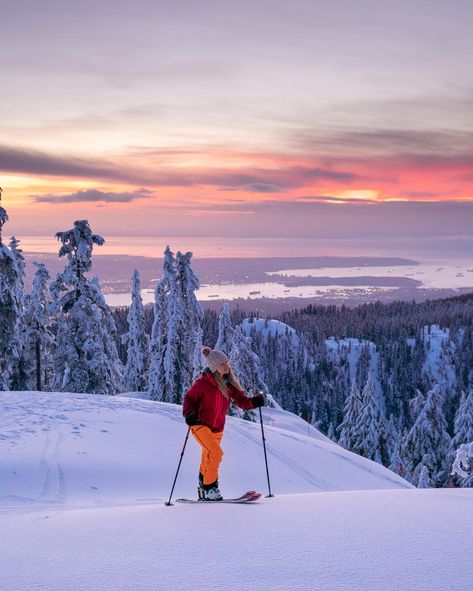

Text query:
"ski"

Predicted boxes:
[[176, 491, 262, 504]]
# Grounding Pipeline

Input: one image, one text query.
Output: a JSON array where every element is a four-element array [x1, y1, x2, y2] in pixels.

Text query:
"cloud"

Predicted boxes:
[[0, 145, 126, 180], [301, 194, 379, 204], [33, 188, 153, 203], [244, 183, 282, 193], [287, 127, 473, 158], [0, 144, 361, 189]]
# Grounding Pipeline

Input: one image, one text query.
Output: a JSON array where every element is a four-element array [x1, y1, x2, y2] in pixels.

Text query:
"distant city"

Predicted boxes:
[[22, 251, 473, 311]]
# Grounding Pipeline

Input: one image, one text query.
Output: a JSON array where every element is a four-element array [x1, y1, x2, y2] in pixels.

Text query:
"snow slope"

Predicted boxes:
[[1, 488, 472, 591], [0, 391, 408, 509], [2, 392, 471, 591]]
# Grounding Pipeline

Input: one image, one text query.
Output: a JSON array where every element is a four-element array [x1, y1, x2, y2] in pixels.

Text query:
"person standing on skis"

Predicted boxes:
[[182, 346, 265, 501]]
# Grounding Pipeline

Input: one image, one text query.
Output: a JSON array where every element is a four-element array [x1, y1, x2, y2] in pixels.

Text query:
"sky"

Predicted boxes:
[[1, 0, 473, 251]]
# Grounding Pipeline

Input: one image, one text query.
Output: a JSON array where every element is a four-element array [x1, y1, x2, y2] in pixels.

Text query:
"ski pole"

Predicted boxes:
[[165, 426, 191, 506], [258, 404, 274, 497]]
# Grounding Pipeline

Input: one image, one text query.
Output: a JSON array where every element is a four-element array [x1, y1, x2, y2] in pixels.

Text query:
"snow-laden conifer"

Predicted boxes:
[[403, 384, 451, 484], [148, 247, 203, 402], [0, 193, 22, 390], [229, 325, 268, 419], [415, 457, 432, 488], [215, 303, 234, 355], [122, 270, 149, 392], [21, 262, 54, 390], [452, 390, 473, 449], [51, 220, 123, 394], [451, 442, 473, 486], [148, 276, 169, 401], [175, 250, 203, 387], [337, 379, 362, 450], [161, 247, 183, 403], [230, 325, 268, 394], [352, 376, 380, 462]]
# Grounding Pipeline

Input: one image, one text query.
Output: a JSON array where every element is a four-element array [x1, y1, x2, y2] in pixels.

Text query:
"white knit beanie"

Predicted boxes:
[[202, 346, 229, 372]]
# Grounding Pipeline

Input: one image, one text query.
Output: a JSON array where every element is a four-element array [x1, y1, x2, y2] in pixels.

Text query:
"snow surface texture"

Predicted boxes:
[[1, 392, 471, 591], [0, 391, 407, 507]]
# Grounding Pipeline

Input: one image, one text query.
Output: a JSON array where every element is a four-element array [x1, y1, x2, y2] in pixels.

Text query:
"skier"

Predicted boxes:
[[182, 346, 265, 501]]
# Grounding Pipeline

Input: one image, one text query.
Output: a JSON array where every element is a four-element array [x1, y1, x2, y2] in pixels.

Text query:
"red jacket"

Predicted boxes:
[[182, 370, 256, 433]]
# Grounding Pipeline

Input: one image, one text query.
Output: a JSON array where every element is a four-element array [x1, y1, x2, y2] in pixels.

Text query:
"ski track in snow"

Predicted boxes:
[[0, 392, 410, 523], [232, 421, 336, 490]]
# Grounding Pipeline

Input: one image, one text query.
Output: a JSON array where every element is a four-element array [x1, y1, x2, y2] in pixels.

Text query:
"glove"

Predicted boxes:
[[185, 412, 199, 426], [251, 394, 265, 408]]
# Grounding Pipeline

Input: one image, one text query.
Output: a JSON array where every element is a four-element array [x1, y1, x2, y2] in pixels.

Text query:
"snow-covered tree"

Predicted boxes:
[[378, 413, 399, 467], [21, 262, 54, 390], [0, 193, 22, 390], [148, 246, 183, 403], [230, 325, 268, 394], [326, 422, 337, 442], [122, 269, 149, 392], [352, 376, 380, 462], [452, 390, 473, 449], [148, 247, 203, 403], [215, 303, 234, 355], [175, 250, 204, 387], [409, 389, 425, 423], [8, 236, 29, 389], [337, 379, 362, 450], [51, 220, 123, 394], [415, 456, 432, 488], [451, 442, 473, 487], [403, 384, 451, 484], [148, 276, 169, 401], [229, 325, 268, 419], [388, 432, 407, 478]]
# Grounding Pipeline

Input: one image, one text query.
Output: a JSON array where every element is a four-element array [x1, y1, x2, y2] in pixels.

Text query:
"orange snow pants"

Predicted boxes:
[[191, 425, 224, 485]]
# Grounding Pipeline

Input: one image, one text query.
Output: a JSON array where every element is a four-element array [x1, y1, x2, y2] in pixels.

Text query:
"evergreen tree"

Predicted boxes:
[[388, 433, 407, 478], [21, 262, 54, 390], [148, 276, 169, 401], [326, 422, 336, 442], [215, 303, 234, 355], [403, 384, 451, 484], [352, 376, 380, 462], [230, 325, 268, 394], [415, 456, 432, 488], [175, 250, 204, 388], [0, 191, 22, 390], [378, 413, 399, 467], [337, 379, 362, 450], [451, 442, 473, 487], [409, 389, 425, 423], [148, 247, 204, 403], [229, 325, 268, 419], [8, 236, 28, 389], [452, 390, 473, 449], [51, 220, 123, 394], [122, 270, 149, 392]]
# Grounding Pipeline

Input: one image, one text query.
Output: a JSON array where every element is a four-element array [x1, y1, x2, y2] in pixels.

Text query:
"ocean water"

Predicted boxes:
[[18, 235, 473, 305], [17, 234, 473, 260]]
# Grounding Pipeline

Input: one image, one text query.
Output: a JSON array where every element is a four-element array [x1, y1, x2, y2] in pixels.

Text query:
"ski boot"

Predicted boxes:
[[201, 481, 223, 501]]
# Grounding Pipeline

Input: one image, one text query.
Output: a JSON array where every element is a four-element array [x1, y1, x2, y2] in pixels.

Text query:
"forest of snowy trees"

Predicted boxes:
[[0, 196, 472, 488]]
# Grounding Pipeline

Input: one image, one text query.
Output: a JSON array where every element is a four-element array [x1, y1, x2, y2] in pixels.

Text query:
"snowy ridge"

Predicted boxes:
[[0, 391, 409, 511], [241, 317, 300, 347]]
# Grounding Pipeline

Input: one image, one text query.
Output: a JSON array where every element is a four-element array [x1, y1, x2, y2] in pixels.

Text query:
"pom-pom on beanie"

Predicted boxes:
[[202, 346, 229, 372]]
